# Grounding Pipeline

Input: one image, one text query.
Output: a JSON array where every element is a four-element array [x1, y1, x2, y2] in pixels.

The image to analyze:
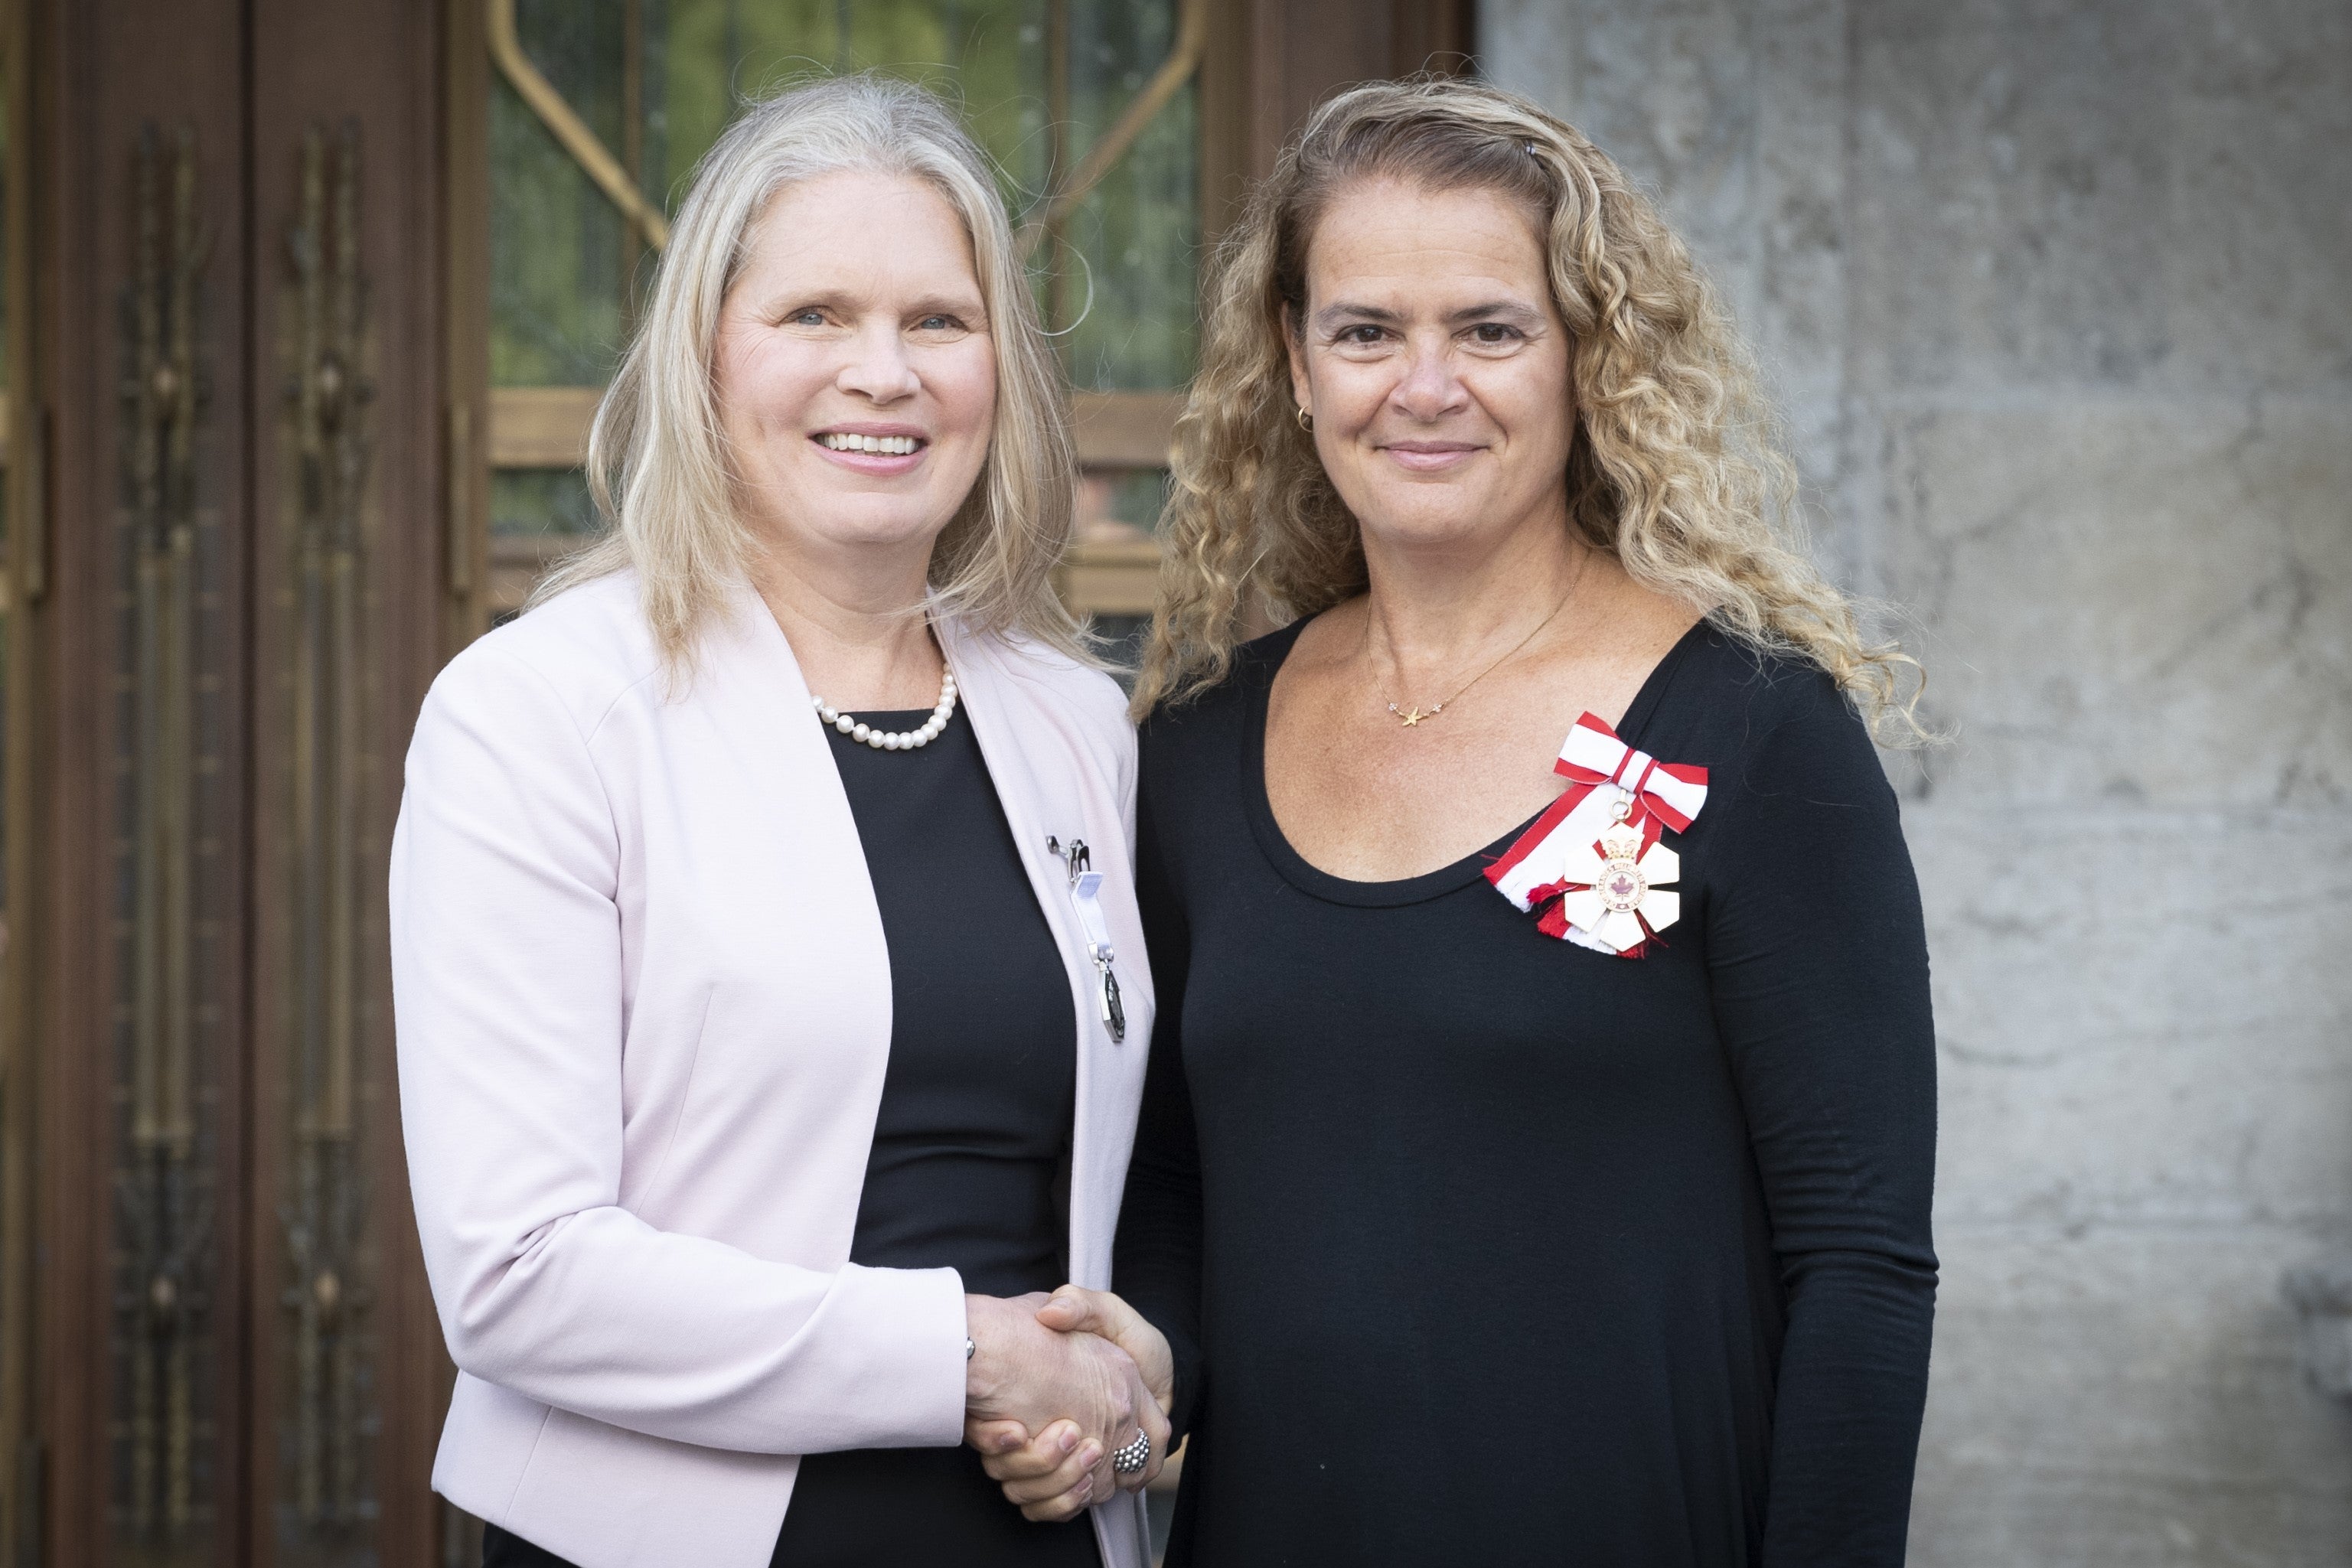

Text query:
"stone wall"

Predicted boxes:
[[1479, 2, 2352, 1562]]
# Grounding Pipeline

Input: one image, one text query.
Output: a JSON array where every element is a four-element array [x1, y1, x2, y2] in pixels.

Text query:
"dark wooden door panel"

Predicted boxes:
[[1196, 0, 1476, 243], [11, 1, 450, 1562], [29, 2, 256, 1561], [245, 2, 447, 1563]]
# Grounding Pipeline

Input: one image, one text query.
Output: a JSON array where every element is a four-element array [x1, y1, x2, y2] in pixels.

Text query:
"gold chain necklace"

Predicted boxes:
[[1379, 557, 1586, 728]]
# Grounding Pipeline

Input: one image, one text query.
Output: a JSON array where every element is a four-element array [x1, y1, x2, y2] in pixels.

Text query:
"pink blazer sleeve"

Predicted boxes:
[[389, 644, 968, 1456]]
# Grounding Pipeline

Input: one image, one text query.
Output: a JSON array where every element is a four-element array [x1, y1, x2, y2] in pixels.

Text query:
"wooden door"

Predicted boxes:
[[2, 0, 454, 1560]]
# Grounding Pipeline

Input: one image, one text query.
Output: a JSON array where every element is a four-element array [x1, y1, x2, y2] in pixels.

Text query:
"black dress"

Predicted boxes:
[[484, 701, 1101, 1568], [1114, 619, 1938, 1567]]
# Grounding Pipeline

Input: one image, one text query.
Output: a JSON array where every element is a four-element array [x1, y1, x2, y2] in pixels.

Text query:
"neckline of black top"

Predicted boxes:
[[1239, 613, 1709, 909], [827, 706, 938, 723]]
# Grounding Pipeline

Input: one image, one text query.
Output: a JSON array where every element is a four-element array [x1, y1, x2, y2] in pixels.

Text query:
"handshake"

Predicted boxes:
[[962, 1286, 1175, 1522]]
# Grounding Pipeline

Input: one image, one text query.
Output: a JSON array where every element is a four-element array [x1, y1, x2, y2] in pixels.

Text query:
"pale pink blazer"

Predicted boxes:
[[390, 571, 1155, 1568]]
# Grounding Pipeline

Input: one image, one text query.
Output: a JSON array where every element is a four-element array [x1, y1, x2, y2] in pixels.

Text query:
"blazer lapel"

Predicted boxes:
[[687, 580, 897, 1261], [947, 627, 1152, 1289], [944, 625, 1098, 1041]]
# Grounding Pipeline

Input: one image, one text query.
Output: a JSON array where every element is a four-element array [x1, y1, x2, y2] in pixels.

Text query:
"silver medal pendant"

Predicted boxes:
[[1051, 835, 1127, 1043], [1097, 958, 1126, 1043]]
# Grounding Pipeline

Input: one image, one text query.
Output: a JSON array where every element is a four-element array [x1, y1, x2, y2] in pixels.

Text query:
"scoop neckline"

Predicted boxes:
[[1239, 614, 1707, 909]]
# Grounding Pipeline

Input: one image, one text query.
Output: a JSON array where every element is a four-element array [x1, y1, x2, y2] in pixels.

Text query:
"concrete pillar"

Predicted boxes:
[[1482, 2, 2352, 1561]]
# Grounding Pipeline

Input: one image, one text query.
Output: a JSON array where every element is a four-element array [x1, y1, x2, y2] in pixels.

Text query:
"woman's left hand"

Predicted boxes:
[[970, 1286, 1176, 1514]]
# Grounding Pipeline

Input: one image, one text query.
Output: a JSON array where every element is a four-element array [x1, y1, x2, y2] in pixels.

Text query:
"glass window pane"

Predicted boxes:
[[1076, 468, 1168, 543], [486, 1, 1196, 549], [666, 3, 1051, 212], [491, 0, 1196, 393], [1086, 612, 1148, 689], [491, 468, 602, 538], [1053, 2, 1196, 391], [491, 0, 634, 386]]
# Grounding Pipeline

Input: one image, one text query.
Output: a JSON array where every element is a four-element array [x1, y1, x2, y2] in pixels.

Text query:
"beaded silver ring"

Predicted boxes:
[[1110, 1429, 1152, 1475]]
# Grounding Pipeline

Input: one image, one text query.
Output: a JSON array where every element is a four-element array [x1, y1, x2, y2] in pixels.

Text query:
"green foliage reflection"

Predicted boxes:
[[489, 0, 1197, 397]]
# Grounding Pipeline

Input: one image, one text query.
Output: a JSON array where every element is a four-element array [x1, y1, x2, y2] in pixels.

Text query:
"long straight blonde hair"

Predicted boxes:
[[532, 74, 1085, 673], [1136, 77, 1925, 740]]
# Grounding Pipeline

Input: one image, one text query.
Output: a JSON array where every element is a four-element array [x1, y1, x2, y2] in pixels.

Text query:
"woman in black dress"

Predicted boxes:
[[979, 78, 1939, 1564], [395, 78, 1163, 1568]]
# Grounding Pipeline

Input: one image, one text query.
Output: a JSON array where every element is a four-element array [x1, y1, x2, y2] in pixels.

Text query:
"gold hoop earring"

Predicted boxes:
[[1296, 406, 1313, 433]]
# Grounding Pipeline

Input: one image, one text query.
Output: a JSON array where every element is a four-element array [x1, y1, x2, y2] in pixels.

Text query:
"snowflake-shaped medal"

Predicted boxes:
[[1555, 819, 1682, 954]]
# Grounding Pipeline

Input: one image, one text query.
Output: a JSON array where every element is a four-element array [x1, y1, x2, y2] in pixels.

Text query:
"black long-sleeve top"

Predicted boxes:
[[1113, 618, 1939, 1567], [774, 703, 1101, 1567]]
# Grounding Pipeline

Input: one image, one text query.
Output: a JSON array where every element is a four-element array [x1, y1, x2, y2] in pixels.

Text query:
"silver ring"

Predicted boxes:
[[1110, 1429, 1152, 1475]]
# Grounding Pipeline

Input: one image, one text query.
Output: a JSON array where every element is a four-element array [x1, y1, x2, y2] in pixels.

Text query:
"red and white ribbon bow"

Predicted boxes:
[[1485, 712, 1708, 957]]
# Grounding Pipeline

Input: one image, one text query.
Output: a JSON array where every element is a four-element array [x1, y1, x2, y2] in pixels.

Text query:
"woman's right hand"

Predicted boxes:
[[1034, 1286, 1173, 1415], [961, 1293, 1168, 1521], [969, 1287, 1176, 1516]]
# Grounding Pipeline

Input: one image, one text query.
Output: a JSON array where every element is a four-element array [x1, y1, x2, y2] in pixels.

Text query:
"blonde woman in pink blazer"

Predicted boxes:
[[391, 78, 1164, 1568]]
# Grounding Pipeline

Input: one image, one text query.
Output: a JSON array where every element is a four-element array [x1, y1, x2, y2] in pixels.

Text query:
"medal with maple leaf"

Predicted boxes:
[[1484, 711, 1708, 959], [1553, 816, 1682, 955]]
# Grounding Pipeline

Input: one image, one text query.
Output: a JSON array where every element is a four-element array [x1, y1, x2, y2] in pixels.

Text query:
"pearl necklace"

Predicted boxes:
[[811, 664, 959, 751]]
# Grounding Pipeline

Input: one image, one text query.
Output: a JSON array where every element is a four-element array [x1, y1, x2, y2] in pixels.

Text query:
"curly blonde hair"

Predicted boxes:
[[1134, 77, 1923, 740]]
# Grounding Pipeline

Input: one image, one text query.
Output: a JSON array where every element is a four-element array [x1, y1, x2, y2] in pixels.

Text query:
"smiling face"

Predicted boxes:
[[1287, 177, 1574, 556], [712, 169, 997, 572]]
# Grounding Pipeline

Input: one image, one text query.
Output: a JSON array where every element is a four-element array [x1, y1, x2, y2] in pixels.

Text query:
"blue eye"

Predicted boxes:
[[789, 309, 825, 327]]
